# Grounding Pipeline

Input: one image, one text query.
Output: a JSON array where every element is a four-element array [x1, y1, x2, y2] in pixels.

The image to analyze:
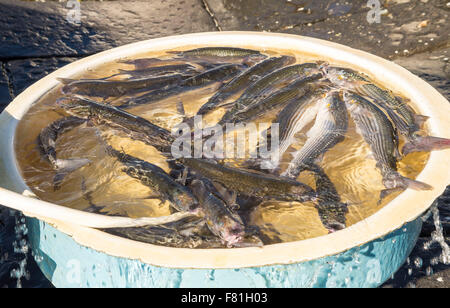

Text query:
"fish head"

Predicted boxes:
[[56, 97, 91, 118], [173, 188, 200, 213], [242, 54, 269, 66], [322, 67, 367, 89], [209, 213, 245, 247], [301, 63, 323, 78]]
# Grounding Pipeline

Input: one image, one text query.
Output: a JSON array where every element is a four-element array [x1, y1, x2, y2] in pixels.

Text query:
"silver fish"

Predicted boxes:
[[189, 179, 246, 247], [37, 116, 90, 190], [252, 87, 329, 170], [282, 91, 348, 179], [322, 64, 450, 155], [343, 92, 432, 201], [57, 96, 174, 154], [197, 56, 295, 115], [304, 164, 348, 233]]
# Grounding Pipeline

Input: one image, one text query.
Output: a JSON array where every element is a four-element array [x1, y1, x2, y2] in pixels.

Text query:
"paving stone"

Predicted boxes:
[[0, 63, 13, 110], [0, 0, 217, 59], [205, 0, 450, 60], [394, 46, 450, 100], [5, 57, 81, 96]]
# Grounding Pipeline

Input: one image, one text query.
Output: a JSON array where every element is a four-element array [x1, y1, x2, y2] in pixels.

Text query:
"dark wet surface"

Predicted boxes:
[[0, 0, 448, 288]]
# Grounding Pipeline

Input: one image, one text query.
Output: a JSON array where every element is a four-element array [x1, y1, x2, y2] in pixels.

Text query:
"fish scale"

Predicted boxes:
[[226, 75, 323, 125], [121, 64, 243, 107], [343, 92, 432, 199], [182, 158, 317, 203], [283, 91, 348, 179], [197, 56, 295, 115], [105, 145, 198, 213], [58, 96, 174, 153], [232, 63, 321, 109]]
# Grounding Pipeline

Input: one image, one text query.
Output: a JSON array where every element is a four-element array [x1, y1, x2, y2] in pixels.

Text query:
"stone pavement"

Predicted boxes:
[[0, 0, 448, 288]]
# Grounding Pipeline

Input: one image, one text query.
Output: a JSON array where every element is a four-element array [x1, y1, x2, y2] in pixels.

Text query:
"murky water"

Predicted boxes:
[[13, 46, 430, 246]]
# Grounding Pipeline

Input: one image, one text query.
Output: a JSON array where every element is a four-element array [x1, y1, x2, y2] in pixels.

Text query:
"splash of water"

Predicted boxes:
[[10, 212, 30, 288], [422, 202, 450, 265]]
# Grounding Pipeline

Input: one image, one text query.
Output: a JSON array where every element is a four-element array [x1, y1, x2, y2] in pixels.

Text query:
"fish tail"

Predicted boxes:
[[401, 176, 433, 191], [413, 114, 429, 127], [379, 174, 433, 204], [389, 171, 433, 191], [402, 136, 450, 155], [53, 158, 91, 190], [380, 171, 433, 202]]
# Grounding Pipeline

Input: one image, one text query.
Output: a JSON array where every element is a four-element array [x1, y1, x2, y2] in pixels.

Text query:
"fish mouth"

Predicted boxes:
[[223, 228, 245, 247]]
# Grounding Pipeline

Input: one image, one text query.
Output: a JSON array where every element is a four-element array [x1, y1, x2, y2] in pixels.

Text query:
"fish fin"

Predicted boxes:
[[56, 77, 76, 85], [378, 187, 404, 205], [402, 136, 450, 155], [229, 191, 239, 211], [55, 158, 91, 172], [401, 177, 433, 191], [394, 147, 402, 160], [382, 172, 433, 199], [413, 114, 430, 127], [314, 153, 325, 164], [53, 158, 91, 191], [53, 172, 67, 191]]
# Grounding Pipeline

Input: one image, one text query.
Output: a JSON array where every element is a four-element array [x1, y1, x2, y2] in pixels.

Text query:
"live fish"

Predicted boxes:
[[121, 64, 243, 107], [119, 57, 231, 71], [104, 216, 219, 248], [343, 92, 432, 201], [105, 145, 199, 213], [322, 65, 450, 155], [57, 96, 174, 153], [37, 116, 90, 190], [58, 74, 188, 98], [283, 91, 348, 179], [197, 56, 295, 115], [182, 158, 317, 203], [220, 74, 322, 126], [305, 164, 348, 233], [360, 84, 450, 155], [249, 87, 329, 171], [190, 179, 246, 247], [115, 64, 199, 79], [168, 47, 263, 58], [231, 63, 322, 111]]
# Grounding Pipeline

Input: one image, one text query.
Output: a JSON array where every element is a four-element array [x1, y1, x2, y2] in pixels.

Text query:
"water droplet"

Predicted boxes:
[[413, 257, 423, 269]]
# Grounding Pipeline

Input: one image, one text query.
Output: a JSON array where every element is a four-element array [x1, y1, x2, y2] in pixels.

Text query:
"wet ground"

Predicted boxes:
[[0, 0, 449, 288]]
